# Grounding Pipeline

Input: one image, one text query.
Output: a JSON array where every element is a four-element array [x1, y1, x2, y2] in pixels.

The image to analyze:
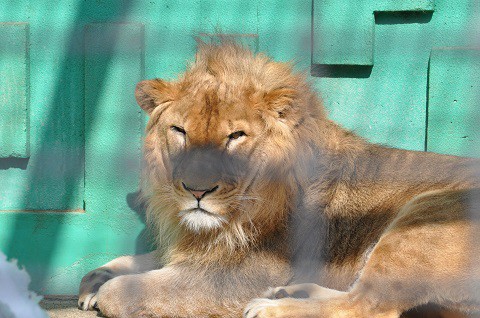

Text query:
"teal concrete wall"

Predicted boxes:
[[0, 0, 478, 295]]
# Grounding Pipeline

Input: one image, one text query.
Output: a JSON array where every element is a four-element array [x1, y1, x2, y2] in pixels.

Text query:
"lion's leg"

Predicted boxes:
[[95, 266, 237, 318], [349, 189, 480, 314], [78, 251, 159, 311], [95, 267, 264, 318], [95, 253, 290, 318], [245, 189, 480, 318]]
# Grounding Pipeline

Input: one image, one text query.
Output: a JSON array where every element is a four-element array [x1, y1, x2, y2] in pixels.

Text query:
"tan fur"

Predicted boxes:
[[78, 41, 480, 318]]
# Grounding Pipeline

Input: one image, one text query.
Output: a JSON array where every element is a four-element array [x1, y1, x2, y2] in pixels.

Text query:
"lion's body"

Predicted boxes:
[[78, 42, 480, 318]]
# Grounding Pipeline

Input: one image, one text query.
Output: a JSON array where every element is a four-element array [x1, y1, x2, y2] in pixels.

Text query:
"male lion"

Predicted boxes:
[[78, 41, 480, 318]]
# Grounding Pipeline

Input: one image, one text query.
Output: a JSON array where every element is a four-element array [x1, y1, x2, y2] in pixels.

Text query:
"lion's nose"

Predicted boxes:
[[182, 183, 218, 200]]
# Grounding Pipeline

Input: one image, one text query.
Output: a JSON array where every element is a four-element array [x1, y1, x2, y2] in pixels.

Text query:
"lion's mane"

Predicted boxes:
[[138, 41, 360, 267]]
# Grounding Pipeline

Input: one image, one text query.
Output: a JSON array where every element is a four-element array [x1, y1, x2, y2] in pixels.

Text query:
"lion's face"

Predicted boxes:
[[135, 43, 321, 236], [155, 89, 268, 233]]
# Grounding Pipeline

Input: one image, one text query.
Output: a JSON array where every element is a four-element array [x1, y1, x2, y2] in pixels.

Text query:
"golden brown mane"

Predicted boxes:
[[139, 41, 335, 264]]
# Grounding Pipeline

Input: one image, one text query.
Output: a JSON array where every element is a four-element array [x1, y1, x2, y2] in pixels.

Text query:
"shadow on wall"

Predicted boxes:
[[127, 191, 152, 254], [0, 158, 29, 170]]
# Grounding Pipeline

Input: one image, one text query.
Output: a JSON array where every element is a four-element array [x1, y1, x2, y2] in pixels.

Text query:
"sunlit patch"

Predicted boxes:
[[179, 209, 226, 232]]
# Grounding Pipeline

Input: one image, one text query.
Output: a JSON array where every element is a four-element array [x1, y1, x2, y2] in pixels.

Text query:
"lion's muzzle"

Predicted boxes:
[[172, 146, 247, 199]]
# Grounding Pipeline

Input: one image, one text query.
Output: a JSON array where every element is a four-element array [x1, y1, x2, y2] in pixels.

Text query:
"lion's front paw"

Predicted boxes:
[[95, 274, 149, 318], [245, 295, 400, 318], [244, 298, 282, 318], [78, 267, 115, 311], [244, 298, 311, 318]]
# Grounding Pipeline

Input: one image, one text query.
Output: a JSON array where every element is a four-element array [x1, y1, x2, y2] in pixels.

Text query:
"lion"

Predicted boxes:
[[78, 41, 480, 318]]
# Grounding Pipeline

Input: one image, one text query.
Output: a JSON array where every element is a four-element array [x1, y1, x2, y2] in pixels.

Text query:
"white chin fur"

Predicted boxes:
[[179, 209, 225, 232]]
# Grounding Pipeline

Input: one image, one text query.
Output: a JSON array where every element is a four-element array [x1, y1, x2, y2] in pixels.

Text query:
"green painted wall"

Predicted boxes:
[[0, 0, 478, 295]]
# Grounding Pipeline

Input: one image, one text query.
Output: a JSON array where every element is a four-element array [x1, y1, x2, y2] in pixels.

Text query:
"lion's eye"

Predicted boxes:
[[228, 131, 246, 140], [171, 125, 186, 135]]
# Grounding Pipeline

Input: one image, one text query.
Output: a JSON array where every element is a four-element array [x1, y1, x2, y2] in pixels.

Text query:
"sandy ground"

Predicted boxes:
[[40, 295, 100, 318]]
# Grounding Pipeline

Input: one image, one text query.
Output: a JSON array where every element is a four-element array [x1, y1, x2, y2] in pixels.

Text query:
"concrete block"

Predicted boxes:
[[427, 48, 480, 157], [313, 0, 434, 66]]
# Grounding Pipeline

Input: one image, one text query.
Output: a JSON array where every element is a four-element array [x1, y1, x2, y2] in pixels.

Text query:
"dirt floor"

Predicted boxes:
[[40, 295, 99, 318]]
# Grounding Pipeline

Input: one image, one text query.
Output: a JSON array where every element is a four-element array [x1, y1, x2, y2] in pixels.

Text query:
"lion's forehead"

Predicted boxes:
[[174, 88, 260, 143], [183, 109, 254, 144]]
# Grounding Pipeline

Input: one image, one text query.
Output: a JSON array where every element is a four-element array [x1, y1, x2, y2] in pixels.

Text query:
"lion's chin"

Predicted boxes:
[[178, 208, 226, 233]]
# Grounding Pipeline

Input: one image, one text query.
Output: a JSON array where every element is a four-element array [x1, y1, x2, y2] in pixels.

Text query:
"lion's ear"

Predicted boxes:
[[264, 87, 297, 119], [135, 79, 178, 115]]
